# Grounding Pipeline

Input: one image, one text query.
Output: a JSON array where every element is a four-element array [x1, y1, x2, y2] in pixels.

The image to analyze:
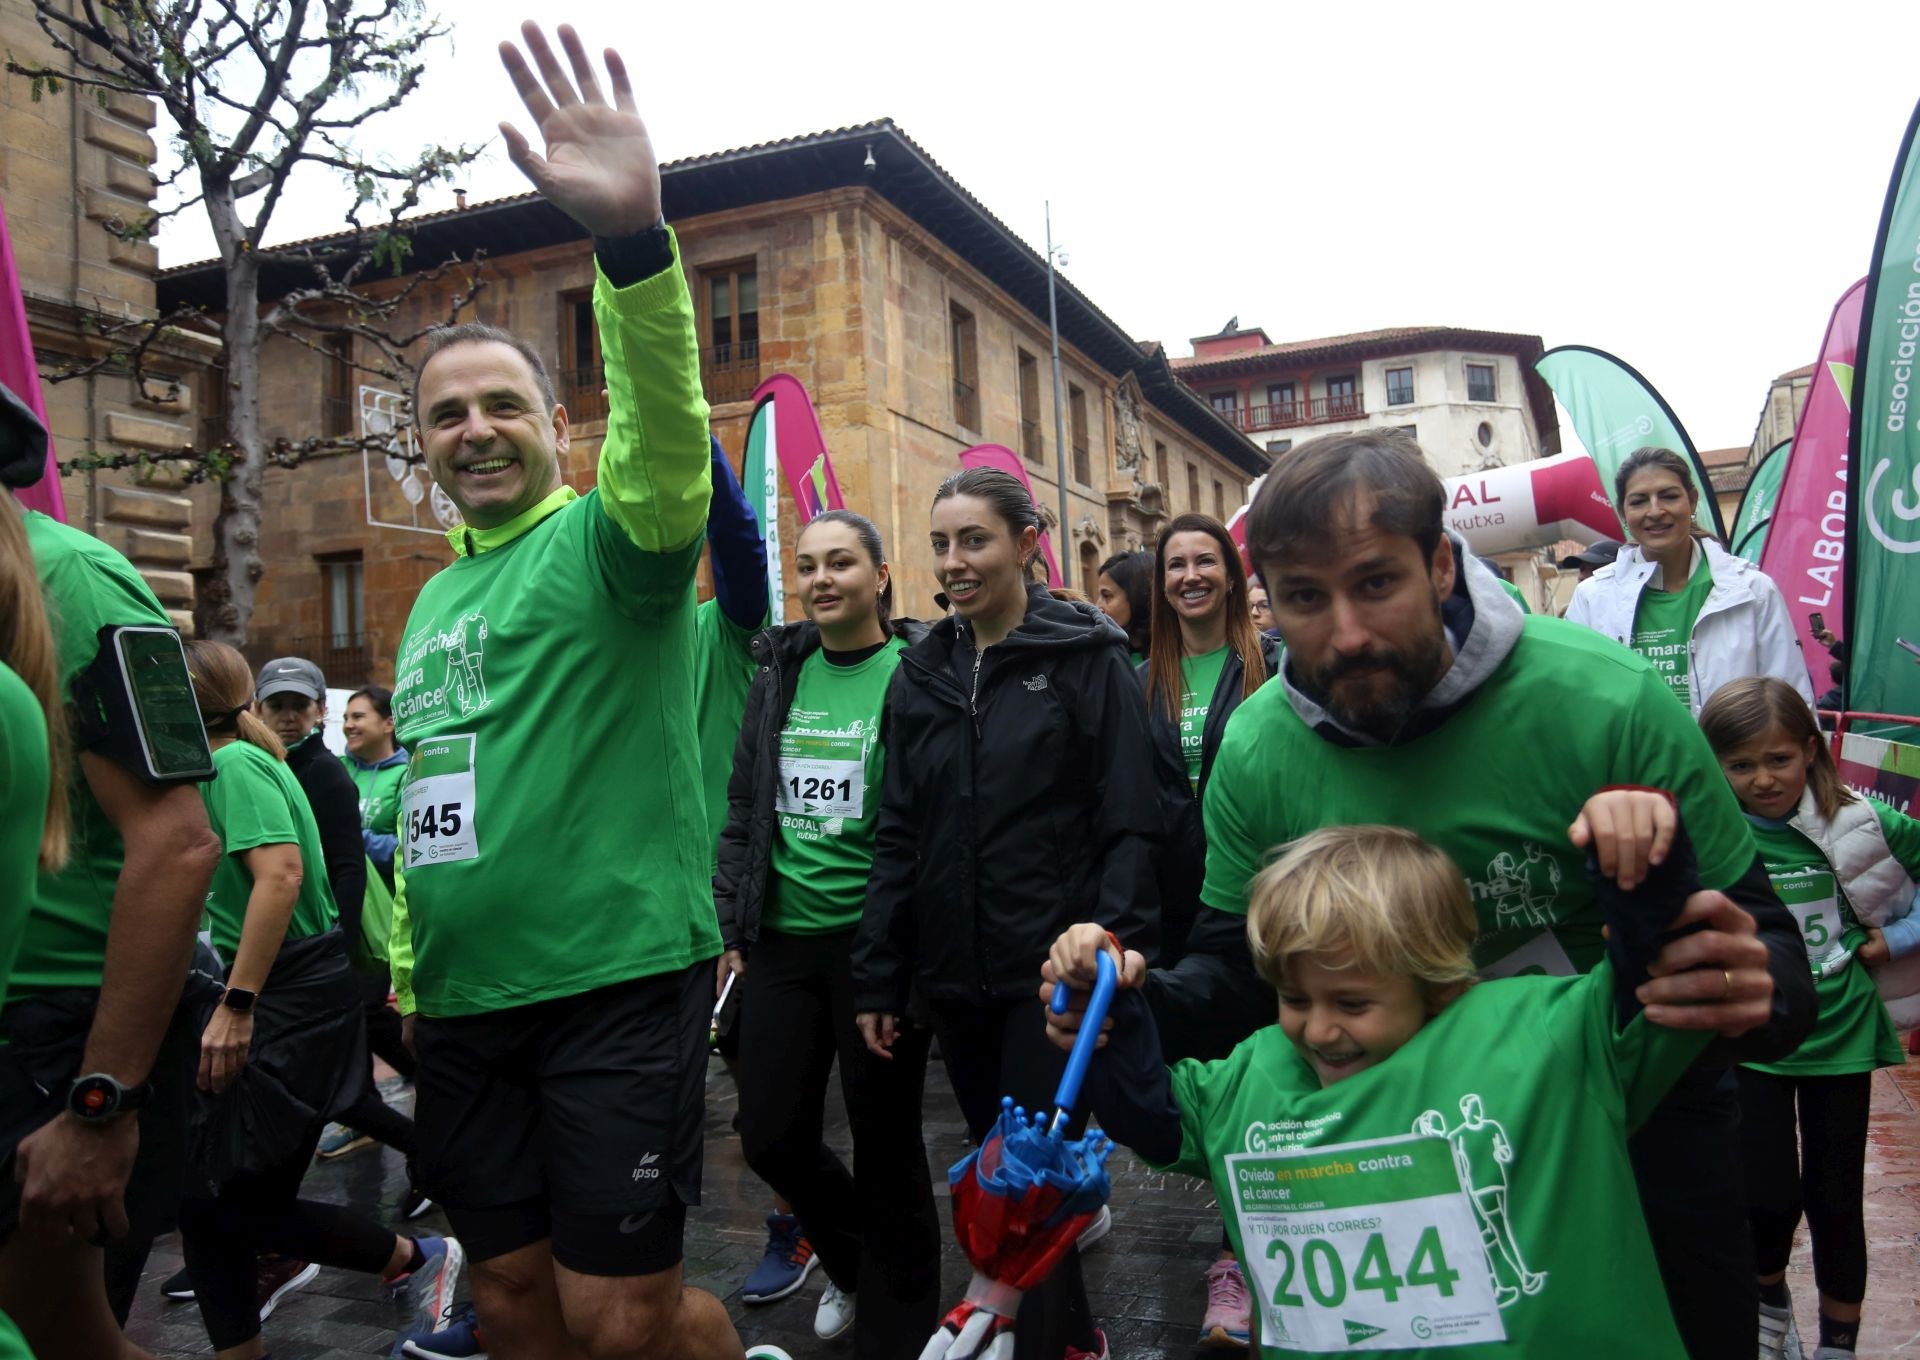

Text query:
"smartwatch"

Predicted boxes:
[[66, 1073, 152, 1123], [221, 987, 258, 1013]]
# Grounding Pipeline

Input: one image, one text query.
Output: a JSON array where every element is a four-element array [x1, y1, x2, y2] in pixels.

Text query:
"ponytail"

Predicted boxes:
[[0, 493, 70, 870], [185, 640, 287, 761]]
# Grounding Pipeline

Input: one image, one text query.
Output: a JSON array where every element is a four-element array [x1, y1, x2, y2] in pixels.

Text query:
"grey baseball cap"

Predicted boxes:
[[1558, 538, 1623, 571], [255, 657, 326, 702]]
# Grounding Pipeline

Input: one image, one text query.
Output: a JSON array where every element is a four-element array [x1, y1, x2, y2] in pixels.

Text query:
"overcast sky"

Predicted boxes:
[[152, 0, 1920, 454]]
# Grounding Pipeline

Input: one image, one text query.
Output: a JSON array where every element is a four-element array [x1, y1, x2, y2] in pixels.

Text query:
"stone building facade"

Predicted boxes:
[[158, 123, 1264, 685], [3, 0, 218, 629]]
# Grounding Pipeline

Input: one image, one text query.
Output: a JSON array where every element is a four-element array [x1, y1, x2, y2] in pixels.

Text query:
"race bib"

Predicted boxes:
[[1229, 1134, 1509, 1351], [1772, 868, 1845, 973], [403, 734, 479, 868], [775, 732, 864, 821]]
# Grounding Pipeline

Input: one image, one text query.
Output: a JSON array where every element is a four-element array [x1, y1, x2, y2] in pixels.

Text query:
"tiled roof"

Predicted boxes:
[[1774, 363, 1816, 382], [1698, 445, 1749, 467], [1169, 325, 1544, 373]]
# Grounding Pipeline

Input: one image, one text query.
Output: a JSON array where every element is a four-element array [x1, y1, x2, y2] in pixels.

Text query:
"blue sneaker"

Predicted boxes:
[[391, 1237, 465, 1356], [739, 1213, 818, 1304], [400, 1303, 486, 1359]]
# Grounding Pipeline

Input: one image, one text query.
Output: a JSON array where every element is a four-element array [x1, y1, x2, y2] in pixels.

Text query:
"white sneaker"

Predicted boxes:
[[1759, 1293, 1804, 1360], [745, 1349, 794, 1360], [1076, 1205, 1112, 1252], [814, 1280, 855, 1340]]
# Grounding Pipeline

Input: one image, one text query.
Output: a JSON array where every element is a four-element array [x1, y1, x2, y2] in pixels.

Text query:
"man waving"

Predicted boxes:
[[394, 24, 767, 1359]]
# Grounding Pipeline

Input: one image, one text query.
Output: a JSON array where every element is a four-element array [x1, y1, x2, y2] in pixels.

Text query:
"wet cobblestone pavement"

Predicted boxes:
[[125, 1052, 1920, 1357]]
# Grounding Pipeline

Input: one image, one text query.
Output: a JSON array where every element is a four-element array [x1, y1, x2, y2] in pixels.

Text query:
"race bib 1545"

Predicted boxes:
[[403, 733, 479, 868]]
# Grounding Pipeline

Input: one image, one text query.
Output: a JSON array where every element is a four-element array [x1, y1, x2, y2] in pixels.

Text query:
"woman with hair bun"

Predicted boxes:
[[852, 467, 1165, 1360]]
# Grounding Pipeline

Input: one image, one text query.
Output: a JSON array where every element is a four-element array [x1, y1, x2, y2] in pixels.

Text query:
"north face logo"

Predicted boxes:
[[1022, 674, 1048, 692]]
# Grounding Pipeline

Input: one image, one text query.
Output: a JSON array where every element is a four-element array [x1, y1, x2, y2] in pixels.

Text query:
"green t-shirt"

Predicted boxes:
[[391, 235, 723, 1016], [1202, 616, 1758, 976], [766, 639, 906, 934], [695, 597, 762, 875], [1159, 966, 1706, 1357], [0, 1309, 33, 1360], [0, 663, 50, 1013], [1179, 645, 1232, 791], [19, 510, 175, 998], [1629, 557, 1714, 708], [199, 740, 339, 961], [1742, 813, 1907, 1077], [349, 754, 407, 839]]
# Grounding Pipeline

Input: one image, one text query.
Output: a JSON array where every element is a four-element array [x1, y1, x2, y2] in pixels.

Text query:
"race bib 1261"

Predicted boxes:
[[775, 731, 865, 822], [1228, 1134, 1509, 1351], [403, 733, 479, 868]]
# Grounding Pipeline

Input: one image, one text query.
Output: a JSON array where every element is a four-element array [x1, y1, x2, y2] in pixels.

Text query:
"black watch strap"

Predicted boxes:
[[66, 1072, 152, 1121]]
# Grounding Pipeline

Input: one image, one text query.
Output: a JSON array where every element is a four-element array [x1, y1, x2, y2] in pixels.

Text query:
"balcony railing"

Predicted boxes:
[[1021, 418, 1043, 462], [704, 340, 761, 407], [559, 366, 608, 424], [286, 632, 379, 689], [1220, 394, 1366, 434], [954, 379, 979, 432]]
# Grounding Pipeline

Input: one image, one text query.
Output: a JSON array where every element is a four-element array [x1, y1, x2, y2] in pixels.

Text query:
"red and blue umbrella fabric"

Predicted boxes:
[[919, 952, 1119, 1360]]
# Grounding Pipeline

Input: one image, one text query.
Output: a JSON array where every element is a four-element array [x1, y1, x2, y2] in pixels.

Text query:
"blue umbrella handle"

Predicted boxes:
[[1048, 948, 1118, 1133]]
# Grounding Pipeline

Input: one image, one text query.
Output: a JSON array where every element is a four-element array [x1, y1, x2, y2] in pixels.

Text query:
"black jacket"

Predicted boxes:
[[1139, 633, 1283, 962], [287, 730, 365, 941], [850, 584, 1165, 1012], [714, 617, 930, 953]]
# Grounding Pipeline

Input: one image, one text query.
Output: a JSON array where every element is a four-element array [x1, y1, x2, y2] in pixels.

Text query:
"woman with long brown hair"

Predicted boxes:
[[178, 640, 462, 1360], [1138, 511, 1275, 1348], [0, 491, 60, 1360]]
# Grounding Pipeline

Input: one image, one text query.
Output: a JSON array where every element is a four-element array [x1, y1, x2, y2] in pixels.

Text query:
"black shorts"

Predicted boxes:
[[413, 960, 713, 1276], [0, 996, 198, 1244]]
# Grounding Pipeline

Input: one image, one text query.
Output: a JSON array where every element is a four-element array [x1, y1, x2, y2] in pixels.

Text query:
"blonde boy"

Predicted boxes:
[[1049, 824, 1733, 1357]]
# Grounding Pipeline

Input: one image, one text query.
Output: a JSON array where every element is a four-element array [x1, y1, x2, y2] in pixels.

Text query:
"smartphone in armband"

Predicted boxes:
[[72, 626, 215, 782]]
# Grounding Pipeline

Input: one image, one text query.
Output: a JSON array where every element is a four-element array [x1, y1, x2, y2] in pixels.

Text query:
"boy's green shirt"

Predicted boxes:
[[1160, 966, 1707, 1356], [391, 231, 722, 1016]]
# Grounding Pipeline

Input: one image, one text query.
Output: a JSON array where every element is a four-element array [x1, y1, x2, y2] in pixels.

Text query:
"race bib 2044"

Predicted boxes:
[[1228, 1133, 1512, 1351], [403, 733, 479, 868]]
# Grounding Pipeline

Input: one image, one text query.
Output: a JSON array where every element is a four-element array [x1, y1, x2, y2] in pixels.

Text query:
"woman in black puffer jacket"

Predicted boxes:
[[852, 467, 1164, 1360]]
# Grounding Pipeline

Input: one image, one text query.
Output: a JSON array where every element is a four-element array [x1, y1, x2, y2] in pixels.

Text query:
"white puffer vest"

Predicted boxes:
[[1789, 787, 1920, 1028]]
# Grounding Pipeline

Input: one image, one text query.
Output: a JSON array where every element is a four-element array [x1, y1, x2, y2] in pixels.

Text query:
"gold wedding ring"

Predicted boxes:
[[1721, 969, 1733, 1000]]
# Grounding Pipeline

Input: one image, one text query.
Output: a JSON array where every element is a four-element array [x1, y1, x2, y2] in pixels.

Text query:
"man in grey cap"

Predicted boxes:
[[251, 658, 422, 1184], [1559, 537, 1622, 583]]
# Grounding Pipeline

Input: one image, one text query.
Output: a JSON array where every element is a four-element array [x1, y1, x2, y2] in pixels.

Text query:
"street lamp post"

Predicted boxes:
[[1045, 201, 1072, 589]]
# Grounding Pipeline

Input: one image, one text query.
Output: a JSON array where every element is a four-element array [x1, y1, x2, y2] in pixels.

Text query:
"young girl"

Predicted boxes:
[[853, 467, 1165, 1360], [1700, 677, 1918, 1360], [713, 510, 939, 1356], [1047, 821, 1724, 1358]]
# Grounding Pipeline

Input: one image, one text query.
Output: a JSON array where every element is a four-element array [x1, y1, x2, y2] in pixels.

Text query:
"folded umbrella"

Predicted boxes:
[[921, 951, 1119, 1360]]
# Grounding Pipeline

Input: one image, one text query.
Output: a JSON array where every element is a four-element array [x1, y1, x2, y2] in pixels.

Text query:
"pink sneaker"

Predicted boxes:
[[1200, 1257, 1252, 1348], [1064, 1328, 1109, 1360]]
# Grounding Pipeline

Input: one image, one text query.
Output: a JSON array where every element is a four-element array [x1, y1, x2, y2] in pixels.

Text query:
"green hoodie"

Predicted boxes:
[[391, 229, 721, 1016]]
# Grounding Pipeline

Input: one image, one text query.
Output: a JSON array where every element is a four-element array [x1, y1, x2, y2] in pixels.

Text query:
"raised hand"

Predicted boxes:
[[498, 23, 660, 238]]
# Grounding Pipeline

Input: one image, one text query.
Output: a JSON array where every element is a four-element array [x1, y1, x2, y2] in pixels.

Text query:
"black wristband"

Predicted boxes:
[[593, 218, 673, 289]]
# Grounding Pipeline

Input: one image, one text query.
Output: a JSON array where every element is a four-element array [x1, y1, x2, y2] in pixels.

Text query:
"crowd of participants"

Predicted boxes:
[[2, 19, 1918, 1360]]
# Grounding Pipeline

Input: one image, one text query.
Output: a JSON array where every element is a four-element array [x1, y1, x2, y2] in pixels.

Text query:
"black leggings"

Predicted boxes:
[[178, 1125, 399, 1350], [338, 972, 418, 1153], [1738, 1066, 1873, 1304], [736, 927, 942, 1360], [931, 994, 1098, 1360]]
